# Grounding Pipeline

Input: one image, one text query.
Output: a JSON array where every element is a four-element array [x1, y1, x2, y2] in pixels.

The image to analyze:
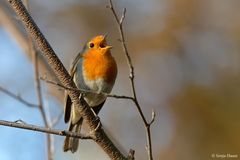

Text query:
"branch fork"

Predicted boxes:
[[107, 0, 155, 159]]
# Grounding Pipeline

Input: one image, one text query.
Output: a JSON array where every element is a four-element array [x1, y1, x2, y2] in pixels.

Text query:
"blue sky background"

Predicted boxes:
[[0, 28, 46, 160]]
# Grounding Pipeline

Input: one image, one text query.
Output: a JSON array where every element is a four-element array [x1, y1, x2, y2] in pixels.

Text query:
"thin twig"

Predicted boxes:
[[44, 93, 62, 128], [0, 86, 38, 107], [32, 31, 53, 160], [0, 119, 93, 139], [149, 109, 156, 126], [40, 77, 134, 100], [44, 93, 56, 158], [108, 1, 155, 160], [51, 110, 64, 127], [24, 1, 53, 159]]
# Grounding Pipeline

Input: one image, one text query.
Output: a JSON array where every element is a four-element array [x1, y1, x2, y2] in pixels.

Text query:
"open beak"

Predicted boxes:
[[105, 45, 112, 50], [99, 34, 112, 53], [102, 45, 112, 53], [99, 35, 112, 50], [100, 45, 112, 54]]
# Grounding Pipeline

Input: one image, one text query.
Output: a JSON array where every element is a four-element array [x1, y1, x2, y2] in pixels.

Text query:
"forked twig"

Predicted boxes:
[[108, 1, 155, 160]]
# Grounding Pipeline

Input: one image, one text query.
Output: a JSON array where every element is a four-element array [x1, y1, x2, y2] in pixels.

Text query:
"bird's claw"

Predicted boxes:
[[93, 115, 101, 131], [94, 120, 102, 131], [89, 115, 102, 134]]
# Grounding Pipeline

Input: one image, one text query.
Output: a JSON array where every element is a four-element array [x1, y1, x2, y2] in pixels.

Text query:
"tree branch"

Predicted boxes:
[[7, 0, 130, 159], [0, 120, 93, 139], [0, 86, 38, 107], [34, 49, 53, 160], [40, 77, 134, 100], [0, 1, 62, 101], [107, 1, 155, 160]]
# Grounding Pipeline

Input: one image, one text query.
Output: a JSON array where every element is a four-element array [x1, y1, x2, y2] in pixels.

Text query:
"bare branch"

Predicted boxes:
[[0, 1, 62, 101], [148, 110, 156, 126], [107, 0, 155, 160], [0, 119, 93, 139], [33, 23, 53, 160], [14, 119, 27, 124], [41, 77, 134, 100], [108, 1, 134, 80], [51, 110, 64, 127], [107, 0, 120, 24], [119, 8, 126, 25], [24, 1, 53, 159], [0, 86, 38, 107], [7, 0, 128, 159], [32, 18, 53, 160]]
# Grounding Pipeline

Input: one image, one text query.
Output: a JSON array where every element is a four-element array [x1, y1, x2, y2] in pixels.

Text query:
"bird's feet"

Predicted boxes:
[[90, 108, 102, 132]]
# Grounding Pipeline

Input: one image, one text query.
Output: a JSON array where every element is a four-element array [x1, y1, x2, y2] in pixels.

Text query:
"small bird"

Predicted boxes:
[[63, 35, 118, 153]]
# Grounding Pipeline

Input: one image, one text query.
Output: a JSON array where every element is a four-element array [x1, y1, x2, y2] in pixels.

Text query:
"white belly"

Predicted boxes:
[[84, 93, 106, 107], [83, 78, 113, 107]]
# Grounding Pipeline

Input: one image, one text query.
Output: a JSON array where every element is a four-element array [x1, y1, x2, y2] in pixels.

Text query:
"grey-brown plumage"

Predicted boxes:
[[63, 117, 83, 153], [63, 94, 105, 153]]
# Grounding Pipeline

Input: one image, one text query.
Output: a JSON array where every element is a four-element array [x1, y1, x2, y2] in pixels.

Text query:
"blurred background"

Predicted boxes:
[[0, 0, 240, 160]]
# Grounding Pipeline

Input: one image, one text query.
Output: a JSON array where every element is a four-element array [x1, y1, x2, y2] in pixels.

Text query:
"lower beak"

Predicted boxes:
[[102, 45, 112, 53], [106, 45, 112, 50]]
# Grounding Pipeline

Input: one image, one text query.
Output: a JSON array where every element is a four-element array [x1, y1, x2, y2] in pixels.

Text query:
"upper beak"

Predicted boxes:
[[103, 33, 108, 40], [100, 34, 112, 52]]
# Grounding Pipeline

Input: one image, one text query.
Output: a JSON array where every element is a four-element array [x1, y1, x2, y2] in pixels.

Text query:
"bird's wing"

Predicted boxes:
[[64, 50, 84, 123], [70, 52, 83, 77], [64, 93, 72, 123]]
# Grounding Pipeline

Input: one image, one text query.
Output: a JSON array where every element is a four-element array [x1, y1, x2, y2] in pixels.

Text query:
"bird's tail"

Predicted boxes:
[[63, 118, 83, 153]]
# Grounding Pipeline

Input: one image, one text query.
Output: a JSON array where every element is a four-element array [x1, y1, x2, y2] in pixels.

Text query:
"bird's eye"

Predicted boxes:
[[89, 43, 94, 48]]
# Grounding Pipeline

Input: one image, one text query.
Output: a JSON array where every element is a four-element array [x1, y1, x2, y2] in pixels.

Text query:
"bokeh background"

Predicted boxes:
[[0, 0, 240, 160]]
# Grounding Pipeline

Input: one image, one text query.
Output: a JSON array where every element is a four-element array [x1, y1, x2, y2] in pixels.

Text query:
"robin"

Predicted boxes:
[[63, 35, 118, 153]]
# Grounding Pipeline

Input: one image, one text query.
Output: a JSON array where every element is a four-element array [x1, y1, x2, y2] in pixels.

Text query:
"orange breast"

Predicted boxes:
[[83, 50, 117, 84]]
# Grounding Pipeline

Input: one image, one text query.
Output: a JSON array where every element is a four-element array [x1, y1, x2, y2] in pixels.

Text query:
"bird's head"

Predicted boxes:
[[86, 35, 112, 55]]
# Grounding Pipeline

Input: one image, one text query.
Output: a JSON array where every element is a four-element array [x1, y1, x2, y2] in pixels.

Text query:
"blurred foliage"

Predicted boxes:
[[1, 0, 240, 159], [166, 72, 240, 160]]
